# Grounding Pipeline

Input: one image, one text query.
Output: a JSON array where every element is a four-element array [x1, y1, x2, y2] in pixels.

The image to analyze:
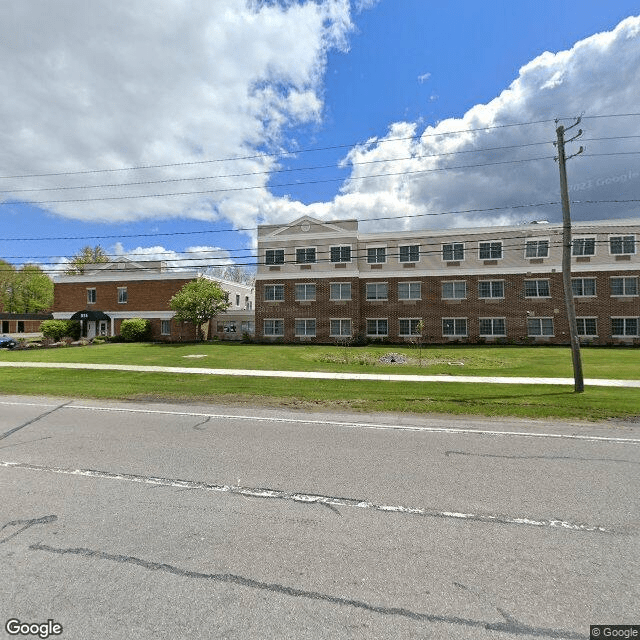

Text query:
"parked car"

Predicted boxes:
[[0, 335, 17, 349]]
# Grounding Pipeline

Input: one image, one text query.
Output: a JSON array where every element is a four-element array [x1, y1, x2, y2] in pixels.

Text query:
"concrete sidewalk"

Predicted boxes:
[[1, 360, 639, 387]]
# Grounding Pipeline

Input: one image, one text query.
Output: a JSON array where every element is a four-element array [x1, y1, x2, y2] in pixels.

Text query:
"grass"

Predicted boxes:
[[0, 342, 639, 421]]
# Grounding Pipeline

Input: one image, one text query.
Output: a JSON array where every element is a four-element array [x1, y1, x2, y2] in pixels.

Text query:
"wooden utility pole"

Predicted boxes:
[[555, 120, 584, 393]]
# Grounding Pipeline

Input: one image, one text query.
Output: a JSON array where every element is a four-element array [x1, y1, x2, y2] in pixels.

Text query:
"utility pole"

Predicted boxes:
[[555, 119, 584, 393]]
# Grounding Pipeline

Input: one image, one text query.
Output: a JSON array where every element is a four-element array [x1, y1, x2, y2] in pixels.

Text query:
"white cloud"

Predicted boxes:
[[417, 72, 432, 83], [112, 242, 235, 271]]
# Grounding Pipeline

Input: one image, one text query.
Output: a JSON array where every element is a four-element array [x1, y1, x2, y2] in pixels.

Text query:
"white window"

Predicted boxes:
[[330, 246, 351, 263], [572, 278, 596, 297], [161, 320, 171, 335], [264, 284, 284, 301], [367, 247, 386, 264], [527, 317, 554, 336], [265, 249, 285, 265], [478, 280, 504, 298], [610, 235, 636, 255], [442, 318, 467, 337], [117, 287, 128, 304], [398, 281, 421, 300], [479, 318, 506, 336], [399, 318, 422, 336], [525, 239, 549, 258], [263, 319, 284, 336], [611, 318, 638, 337], [366, 282, 388, 300], [295, 318, 316, 337], [442, 242, 464, 261], [236, 294, 240, 306], [524, 280, 550, 297], [366, 318, 388, 336], [296, 247, 316, 264], [87, 288, 96, 304], [610, 277, 638, 296], [330, 319, 352, 337], [479, 241, 502, 260], [576, 318, 597, 336], [442, 281, 466, 299], [399, 245, 420, 263], [295, 283, 316, 301], [572, 238, 596, 256], [330, 282, 351, 300]]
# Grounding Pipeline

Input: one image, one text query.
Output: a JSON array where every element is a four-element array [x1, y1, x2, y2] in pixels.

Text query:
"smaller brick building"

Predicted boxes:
[[53, 258, 255, 341]]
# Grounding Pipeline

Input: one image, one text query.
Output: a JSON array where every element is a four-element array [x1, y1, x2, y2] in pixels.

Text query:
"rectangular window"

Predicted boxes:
[[367, 247, 386, 264], [263, 319, 284, 336], [479, 241, 502, 260], [399, 245, 420, 262], [525, 240, 549, 258], [478, 280, 504, 298], [330, 318, 352, 337], [296, 247, 316, 264], [442, 243, 464, 261], [398, 281, 421, 300], [330, 282, 351, 300], [295, 283, 316, 301], [524, 280, 550, 297], [161, 320, 171, 336], [442, 318, 467, 337], [117, 287, 128, 304], [236, 294, 240, 306], [217, 321, 237, 334], [611, 318, 638, 337], [527, 318, 554, 336], [572, 278, 596, 297], [366, 282, 388, 300], [576, 318, 597, 336], [399, 318, 422, 336], [366, 318, 388, 336], [295, 318, 316, 337], [264, 284, 285, 301], [87, 288, 96, 304], [610, 235, 636, 255], [330, 246, 351, 263], [241, 321, 255, 334], [265, 249, 285, 265], [442, 281, 466, 299], [572, 238, 596, 256], [610, 277, 638, 296], [479, 318, 506, 336]]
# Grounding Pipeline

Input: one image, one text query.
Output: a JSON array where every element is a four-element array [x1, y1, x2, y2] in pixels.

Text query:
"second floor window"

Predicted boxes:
[[296, 247, 316, 264], [524, 280, 550, 297], [478, 280, 504, 298], [398, 282, 421, 300], [330, 282, 351, 300], [611, 277, 638, 296], [479, 241, 502, 260], [265, 249, 285, 265], [330, 246, 351, 263], [572, 278, 596, 297], [264, 284, 284, 301], [442, 281, 466, 299], [295, 283, 316, 301], [366, 282, 388, 300], [118, 287, 128, 304], [87, 288, 96, 304]]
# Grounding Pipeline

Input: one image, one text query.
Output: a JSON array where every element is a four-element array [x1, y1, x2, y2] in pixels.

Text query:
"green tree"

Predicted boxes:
[[65, 245, 109, 275], [0, 260, 17, 311], [169, 277, 230, 340], [0, 262, 53, 313]]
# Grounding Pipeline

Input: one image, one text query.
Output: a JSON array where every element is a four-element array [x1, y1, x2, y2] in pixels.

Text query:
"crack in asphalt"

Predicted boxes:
[[0, 402, 71, 441], [0, 515, 57, 544], [444, 450, 640, 465]]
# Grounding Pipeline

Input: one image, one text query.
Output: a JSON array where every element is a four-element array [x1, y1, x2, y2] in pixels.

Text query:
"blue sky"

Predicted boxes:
[[1, 0, 639, 274]]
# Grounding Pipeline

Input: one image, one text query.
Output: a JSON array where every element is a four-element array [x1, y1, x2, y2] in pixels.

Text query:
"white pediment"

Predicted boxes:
[[266, 215, 357, 238]]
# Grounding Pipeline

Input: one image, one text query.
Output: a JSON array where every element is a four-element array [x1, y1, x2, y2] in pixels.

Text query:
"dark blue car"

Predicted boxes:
[[0, 335, 17, 349]]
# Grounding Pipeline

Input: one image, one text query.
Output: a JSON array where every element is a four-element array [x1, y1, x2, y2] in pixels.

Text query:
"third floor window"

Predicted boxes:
[[296, 247, 316, 264], [479, 241, 502, 260]]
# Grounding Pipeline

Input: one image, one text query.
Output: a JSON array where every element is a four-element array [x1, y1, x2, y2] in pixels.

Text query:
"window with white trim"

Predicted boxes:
[[366, 282, 388, 300], [161, 320, 171, 335], [398, 281, 421, 300], [572, 237, 595, 256], [524, 280, 550, 297], [265, 249, 285, 265], [330, 318, 352, 337], [478, 280, 504, 298], [330, 246, 351, 263], [610, 235, 636, 255], [263, 319, 284, 336], [525, 240, 549, 258], [442, 318, 467, 337], [610, 277, 638, 296], [572, 278, 596, 297], [87, 288, 96, 304], [117, 287, 128, 304], [241, 321, 255, 334], [367, 247, 386, 264], [399, 318, 422, 336], [611, 318, 638, 337], [576, 317, 597, 336], [366, 318, 388, 336], [330, 282, 351, 300], [442, 242, 464, 261], [527, 317, 554, 336], [479, 241, 502, 260], [295, 283, 316, 301], [479, 318, 506, 336], [296, 247, 316, 264], [264, 284, 285, 301], [399, 245, 420, 263], [442, 281, 466, 299], [295, 318, 316, 337]]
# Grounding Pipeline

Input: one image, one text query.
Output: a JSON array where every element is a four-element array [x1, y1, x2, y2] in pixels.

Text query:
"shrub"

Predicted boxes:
[[41, 319, 80, 341], [120, 318, 151, 342]]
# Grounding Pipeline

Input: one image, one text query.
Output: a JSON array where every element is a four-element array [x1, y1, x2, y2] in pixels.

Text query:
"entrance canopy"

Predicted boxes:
[[70, 310, 111, 322]]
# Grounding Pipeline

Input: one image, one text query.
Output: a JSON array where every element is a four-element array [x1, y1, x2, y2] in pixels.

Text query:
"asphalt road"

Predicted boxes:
[[1, 395, 638, 640]]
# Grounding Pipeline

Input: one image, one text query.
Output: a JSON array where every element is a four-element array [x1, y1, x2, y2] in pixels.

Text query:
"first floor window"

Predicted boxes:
[[610, 235, 635, 255], [442, 242, 464, 261], [264, 319, 284, 336], [399, 318, 421, 336], [610, 277, 638, 296], [161, 320, 171, 335], [265, 249, 285, 265], [295, 318, 316, 337], [525, 240, 549, 258], [443, 318, 467, 336], [241, 321, 255, 334], [217, 321, 237, 333], [399, 245, 419, 263], [478, 280, 504, 298], [572, 278, 596, 297], [264, 284, 284, 301], [398, 281, 421, 300], [295, 283, 316, 301], [367, 318, 388, 336], [524, 279, 550, 297], [330, 246, 351, 263], [118, 287, 128, 304], [330, 282, 351, 300], [576, 317, 597, 336], [573, 237, 595, 256], [296, 247, 316, 264], [442, 281, 466, 299], [527, 317, 554, 336], [367, 247, 386, 264], [330, 318, 351, 337], [479, 241, 502, 260], [87, 288, 96, 304], [366, 282, 388, 300], [611, 318, 638, 337], [479, 318, 506, 336]]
